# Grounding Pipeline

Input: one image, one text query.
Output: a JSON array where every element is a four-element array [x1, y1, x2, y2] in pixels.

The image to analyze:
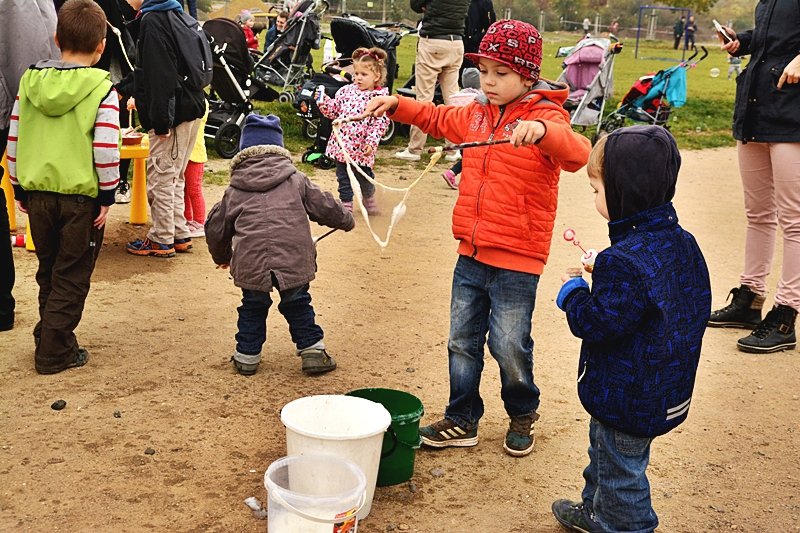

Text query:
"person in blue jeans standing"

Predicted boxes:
[[205, 114, 354, 376], [552, 126, 711, 532]]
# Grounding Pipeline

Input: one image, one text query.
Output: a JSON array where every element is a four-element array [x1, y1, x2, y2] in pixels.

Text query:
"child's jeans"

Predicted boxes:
[[235, 286, 324, 356], [335, 162, 375, 203], [444, 255, 541, 429], [581, 418, 658, 533]]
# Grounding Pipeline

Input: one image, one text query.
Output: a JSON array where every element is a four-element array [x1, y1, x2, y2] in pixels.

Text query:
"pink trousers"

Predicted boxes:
[[183, 161, 206, 224], [737, 141, 800, 311]]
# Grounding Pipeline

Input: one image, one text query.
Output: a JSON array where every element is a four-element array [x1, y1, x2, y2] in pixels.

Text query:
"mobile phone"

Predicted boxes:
[[713, 19, 734, 43]]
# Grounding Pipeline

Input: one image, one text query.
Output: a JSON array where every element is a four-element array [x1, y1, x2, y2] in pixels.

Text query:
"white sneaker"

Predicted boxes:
[[444, 152, 462, 162], [115, 183, 131, 204], [187, 220, 205, 238], [394, 148, 421, 161]]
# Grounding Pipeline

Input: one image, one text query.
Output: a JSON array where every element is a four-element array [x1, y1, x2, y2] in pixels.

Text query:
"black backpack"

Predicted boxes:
[[168, 10, 213, 90]]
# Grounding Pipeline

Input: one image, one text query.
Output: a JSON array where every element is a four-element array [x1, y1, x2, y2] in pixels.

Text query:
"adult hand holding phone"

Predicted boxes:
[[714, 20, 739, 53]]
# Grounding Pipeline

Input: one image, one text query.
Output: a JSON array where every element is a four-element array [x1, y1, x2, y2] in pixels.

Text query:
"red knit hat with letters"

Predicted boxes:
[[464, 20, 543, 82]]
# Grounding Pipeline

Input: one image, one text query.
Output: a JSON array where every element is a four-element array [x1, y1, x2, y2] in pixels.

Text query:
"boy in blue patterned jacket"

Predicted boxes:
[[552, 126, 711, 533]]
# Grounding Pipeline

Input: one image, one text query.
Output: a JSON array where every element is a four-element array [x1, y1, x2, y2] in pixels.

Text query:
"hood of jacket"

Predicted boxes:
[[603, 125, 680, 221], [20, 61, 111, 118], [141, 0, 182, 12], [229, 145, 296, 192]]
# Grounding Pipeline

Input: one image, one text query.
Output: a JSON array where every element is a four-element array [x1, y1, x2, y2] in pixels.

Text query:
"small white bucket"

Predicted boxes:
[[265, 454, 366, 532], [280, 395, 391, 519]]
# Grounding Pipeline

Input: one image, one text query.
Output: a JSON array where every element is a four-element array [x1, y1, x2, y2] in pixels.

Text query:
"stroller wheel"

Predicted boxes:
[[379, 120, 396, 145], [319, 155, 336, 170], [302, 119, 319, 140], [215, 121, 242, 159], [278, 91, 294, 103]]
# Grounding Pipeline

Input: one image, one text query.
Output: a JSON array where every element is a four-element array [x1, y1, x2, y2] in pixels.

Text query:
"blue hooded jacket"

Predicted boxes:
[[557, 126, 711, 438]]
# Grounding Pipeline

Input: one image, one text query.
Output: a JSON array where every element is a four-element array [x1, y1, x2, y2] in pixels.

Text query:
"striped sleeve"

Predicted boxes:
[[7, 96, 26, 203], [94, 89, 121, 206]]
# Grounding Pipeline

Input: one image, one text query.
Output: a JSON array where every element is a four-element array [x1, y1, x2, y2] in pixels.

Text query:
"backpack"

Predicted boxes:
[[168, 10, 213, 90]]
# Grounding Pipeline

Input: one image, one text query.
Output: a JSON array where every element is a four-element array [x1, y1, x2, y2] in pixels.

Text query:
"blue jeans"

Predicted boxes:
[[335, 162, 375, 203], [235, 286, 323, 356], [444, 255, 541, 428], [581, 418, 658, 533]]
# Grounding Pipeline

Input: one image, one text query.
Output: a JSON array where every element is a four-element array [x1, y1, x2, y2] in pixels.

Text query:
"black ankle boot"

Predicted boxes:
[[708, 285, 764, 328], [737, 304, 797, 354]]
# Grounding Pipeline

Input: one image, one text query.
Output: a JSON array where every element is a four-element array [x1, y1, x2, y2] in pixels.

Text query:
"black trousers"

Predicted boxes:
[[0, 127, 14, 330], [27, 192, 104, 373]]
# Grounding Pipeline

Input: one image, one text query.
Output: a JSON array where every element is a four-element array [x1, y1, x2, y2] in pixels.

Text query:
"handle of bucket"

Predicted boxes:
[[381, 426, 399, 459], [268, 487, 367, 524]]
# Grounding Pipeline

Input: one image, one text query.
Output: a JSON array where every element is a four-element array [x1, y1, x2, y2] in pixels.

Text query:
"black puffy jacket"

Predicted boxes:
[[411, 0, 470, 37], [732, 0, 800, 142], [118, 9, 205, 135]]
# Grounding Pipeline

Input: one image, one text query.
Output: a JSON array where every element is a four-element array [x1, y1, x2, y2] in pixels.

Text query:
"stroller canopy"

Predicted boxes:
[[203, 18, 254, 104], [557, 37, 619, 127], [329, 16, 402, 92]]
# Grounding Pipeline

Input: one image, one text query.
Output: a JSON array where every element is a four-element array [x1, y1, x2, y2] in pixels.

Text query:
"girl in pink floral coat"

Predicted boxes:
[[317, 47, 390, 213]]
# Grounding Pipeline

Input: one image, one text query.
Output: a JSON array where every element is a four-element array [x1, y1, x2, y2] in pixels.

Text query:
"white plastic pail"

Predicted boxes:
[[280, 395, 391, 519], [265, 454, 366, 532]]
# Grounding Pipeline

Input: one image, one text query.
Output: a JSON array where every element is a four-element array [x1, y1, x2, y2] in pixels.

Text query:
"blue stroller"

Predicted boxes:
[[595, 46, 707, 143]]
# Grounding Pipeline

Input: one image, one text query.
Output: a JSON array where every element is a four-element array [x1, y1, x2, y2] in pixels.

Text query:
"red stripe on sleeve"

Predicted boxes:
[[6, 155, 15, 162], [95, 162, 120, 169], [95, 122, 120, 130], [93, 142, 119, 148], [99, 180, 120, 187], [7, 136, 17, 142], [99, 104, 120, 111], [10, 115, 18, 120]]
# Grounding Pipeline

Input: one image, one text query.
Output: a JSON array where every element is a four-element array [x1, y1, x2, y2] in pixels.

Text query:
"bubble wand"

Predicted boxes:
[[563, 228, 598, 273]]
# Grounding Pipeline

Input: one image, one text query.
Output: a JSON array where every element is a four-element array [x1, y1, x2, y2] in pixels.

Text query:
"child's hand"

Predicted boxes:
[[510, 120, 546, 147], [365, 95, 398, 117], [126, 97, 136, 111], [93, 205, 110, 229], [363, 144, 374, 155], [217, 263, 230, 270]]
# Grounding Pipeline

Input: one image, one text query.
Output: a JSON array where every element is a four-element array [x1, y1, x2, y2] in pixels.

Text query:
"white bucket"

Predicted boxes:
[[280, 395, 391, 519], [265, 454, 366, 532]]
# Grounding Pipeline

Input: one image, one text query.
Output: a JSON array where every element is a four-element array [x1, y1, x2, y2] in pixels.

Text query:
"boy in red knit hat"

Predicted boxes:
[[366, 20, 591, 457]]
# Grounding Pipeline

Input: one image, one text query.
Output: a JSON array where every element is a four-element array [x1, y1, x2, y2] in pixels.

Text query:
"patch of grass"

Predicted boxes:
[[204, 168, 230, 186]]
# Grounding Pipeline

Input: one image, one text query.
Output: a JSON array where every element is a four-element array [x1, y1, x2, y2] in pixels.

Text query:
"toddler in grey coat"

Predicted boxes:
[[205, 114, 355, 375]]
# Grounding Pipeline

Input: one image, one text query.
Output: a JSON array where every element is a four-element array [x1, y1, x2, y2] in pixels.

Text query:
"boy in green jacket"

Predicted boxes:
[[8, 0, 120, 374]]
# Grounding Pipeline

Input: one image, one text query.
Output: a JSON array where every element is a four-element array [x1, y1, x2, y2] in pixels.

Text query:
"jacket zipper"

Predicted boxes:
[[577, 361, 587, 383], [472, 105, 507, 257]]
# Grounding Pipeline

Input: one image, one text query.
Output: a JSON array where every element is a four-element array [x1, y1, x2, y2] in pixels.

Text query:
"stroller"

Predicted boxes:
[[202, 17, 259, 158], [293, 15, 412, 168], [596, 46, 708, 143], [252, 0, 327, 102], [556, 36, 623, 138]]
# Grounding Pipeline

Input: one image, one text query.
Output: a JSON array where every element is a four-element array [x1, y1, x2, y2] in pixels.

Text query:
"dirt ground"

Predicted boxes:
[[1, 145, 798, 533]]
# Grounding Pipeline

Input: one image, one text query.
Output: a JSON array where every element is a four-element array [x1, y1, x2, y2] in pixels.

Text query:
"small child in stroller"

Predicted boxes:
[[316, 47, 390, 214]]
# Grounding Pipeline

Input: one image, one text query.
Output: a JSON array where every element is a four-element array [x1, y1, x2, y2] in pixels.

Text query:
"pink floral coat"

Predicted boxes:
[[317, 83, 390, 168]]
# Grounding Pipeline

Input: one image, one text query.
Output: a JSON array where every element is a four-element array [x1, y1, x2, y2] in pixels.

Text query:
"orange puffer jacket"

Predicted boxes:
[[391, 82, 591, 274]]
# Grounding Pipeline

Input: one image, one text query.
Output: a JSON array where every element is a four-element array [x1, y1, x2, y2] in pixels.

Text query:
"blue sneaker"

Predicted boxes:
[[503, 412, 540, 457], [419, 418, 478, 448], [126, 238, 175, 258]]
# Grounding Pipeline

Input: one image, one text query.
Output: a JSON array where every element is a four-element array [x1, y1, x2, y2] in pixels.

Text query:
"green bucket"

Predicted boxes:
[[346, 388, 424, 486]]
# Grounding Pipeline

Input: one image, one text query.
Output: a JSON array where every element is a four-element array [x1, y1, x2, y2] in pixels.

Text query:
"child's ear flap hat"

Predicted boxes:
[[240, 113, 284, 150], [464, 20, 543, 83]]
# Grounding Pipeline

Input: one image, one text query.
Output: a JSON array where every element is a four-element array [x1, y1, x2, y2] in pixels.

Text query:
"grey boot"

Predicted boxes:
[[231, 351, 261, 376], [299, 346, 336, 375], [708, 285, 764, 329]]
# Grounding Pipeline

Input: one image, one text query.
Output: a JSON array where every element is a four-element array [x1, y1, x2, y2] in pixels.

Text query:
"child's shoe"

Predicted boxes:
[[362, 195, 380, 216], [503, 412, 540, 457], [419, 418, 478, 448], [126, 238, 176, 258], [174, 237, 193, 253], [441, 169, 459, 190], [187, 221, 205, 238], [394, 148, 421, 161], [115, 181, 131, 204], [342, 201, 353, 213], [299, 347, 336, 375], [551, 500, 604, 533], [231, 350, 261, 376]]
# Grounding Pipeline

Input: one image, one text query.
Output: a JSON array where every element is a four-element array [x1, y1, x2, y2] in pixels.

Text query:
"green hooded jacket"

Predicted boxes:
[[16, 64, 113, 198]]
